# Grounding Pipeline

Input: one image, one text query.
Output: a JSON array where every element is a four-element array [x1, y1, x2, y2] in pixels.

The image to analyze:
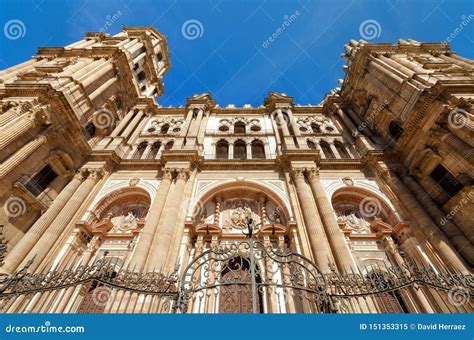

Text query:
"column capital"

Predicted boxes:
[[306, 167, 320, 179], [176, 168, 190, 180], [87, 169, 105, 181], [162, 168, 174, 180], [291, 167, 306, 179], [74, 169, 88, 181]]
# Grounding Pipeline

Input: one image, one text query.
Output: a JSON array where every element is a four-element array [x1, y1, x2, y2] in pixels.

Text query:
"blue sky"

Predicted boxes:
[[1, 0, 473, 107]]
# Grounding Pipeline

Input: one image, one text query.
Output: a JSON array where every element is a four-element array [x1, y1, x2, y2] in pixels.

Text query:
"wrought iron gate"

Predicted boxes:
[[175, 239, 330, 313]]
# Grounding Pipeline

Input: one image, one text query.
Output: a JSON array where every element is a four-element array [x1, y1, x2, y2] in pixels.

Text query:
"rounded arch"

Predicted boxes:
[[216, 139, 229, 159], [251, 139, 265, 159], [233, 139, 247, 159], [331, 186, 399, 226], [234, 121, 246, 134], [92, 186, 152, 220], [191, 180, 292, 223]]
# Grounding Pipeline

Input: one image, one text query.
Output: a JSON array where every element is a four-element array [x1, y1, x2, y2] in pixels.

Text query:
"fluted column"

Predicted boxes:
[[401, 174, 474, 265], [377, 165, 469, 273], [145, 169, 189, 270], [291, 168, 332, 272], [54, 235, 102, 313], [129, 169, 173, 270], [18, 170, 103, 272], [0, 108, 23, 127], [1, 171, 85, 273], [306, 168, 355, 270], [383, 237, 434, 313], [0, 135, 48, 178], [0, 107, 50, 149]]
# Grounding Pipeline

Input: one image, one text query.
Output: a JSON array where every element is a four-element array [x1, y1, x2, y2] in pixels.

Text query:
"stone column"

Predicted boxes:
[[54, 235, 102, 313], [401, 174, 474, 265], [0, 108, 23, 127], [18, 170, 103, 272], [291, 168, 333, 272], [0, 107, 50, 149], [377, 165, 469, 273], [315, 141, 325, 159], [246, 141, 252, 159], [0, 135, 48, 178], [276, 109, 290, 137], [383, 237, 434, 313], [175, 109, 194, 148], [1, 171, 85, 273], [215, 196, 221, 227], [120, 110, 144, 139], [145, 169, 189, 270], [110, 110, 135, 137], [286, 108, 301, 137], [228, 142, 234, 159], [128, 169, 173, 270], [328, 142, 341, 159], [306, 168, 356, 270]]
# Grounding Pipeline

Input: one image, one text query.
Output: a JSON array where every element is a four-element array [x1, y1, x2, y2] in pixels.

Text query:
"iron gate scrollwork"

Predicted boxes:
[[175, 238, 331, 313]]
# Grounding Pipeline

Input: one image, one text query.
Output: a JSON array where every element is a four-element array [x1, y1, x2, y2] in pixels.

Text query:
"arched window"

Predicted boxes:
[[219, 124, 230, 132], [216, 140, 229, 159], [234, 122, 246, 134], [311, 123, 321, 133], [334, 141, 350, 158], [388, 121, 404, 140], [307, 140, 317, 150], [319, 141, 335, 159], [234, 140, 247, 159], [160, 124, 169, 134], [165, 141, 174, 150], [133, 142, 148, 159], [251, 140, 265, 159], [137, 71, 146, 81], [147, 142, 161, 160]]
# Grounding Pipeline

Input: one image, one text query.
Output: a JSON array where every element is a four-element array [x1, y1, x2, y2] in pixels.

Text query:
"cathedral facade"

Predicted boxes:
[[0, 27, 472, 314]]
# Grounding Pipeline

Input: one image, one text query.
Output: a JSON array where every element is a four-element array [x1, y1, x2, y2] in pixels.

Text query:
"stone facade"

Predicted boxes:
[[0, 28, 472, 313]]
